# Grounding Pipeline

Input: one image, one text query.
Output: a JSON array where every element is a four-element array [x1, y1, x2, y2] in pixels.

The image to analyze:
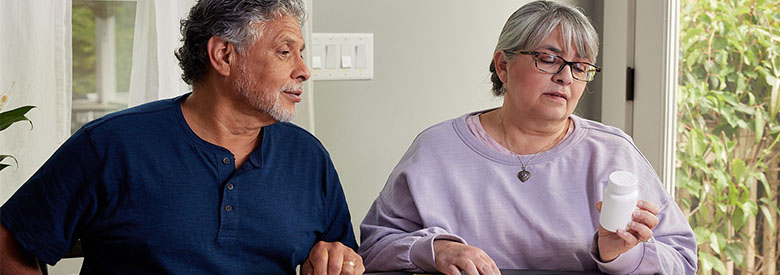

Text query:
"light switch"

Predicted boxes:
[[311, 45, 323, 69], [340, 44, 353, 68], [325, 44, 339, 69], [312, 56, 322, 69], [311, 33, 373, 80], [341, 56, 352, 68], [355, 44, 367, 69]]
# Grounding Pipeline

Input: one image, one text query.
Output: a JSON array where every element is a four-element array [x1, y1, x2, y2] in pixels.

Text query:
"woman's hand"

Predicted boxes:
[[594, 200, 660, 262], [433, 240, 501, 275]]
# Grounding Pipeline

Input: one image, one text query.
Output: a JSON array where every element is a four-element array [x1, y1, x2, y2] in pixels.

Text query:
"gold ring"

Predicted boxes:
[[343, 261, 355, 267]]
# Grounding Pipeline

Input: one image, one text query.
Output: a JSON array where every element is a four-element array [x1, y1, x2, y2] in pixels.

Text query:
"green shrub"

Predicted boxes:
[[677, 0, 780, 273]]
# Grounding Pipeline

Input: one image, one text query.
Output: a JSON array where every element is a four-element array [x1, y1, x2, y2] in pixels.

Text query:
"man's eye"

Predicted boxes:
[[280, 51, 290, 57], [572, 64, 587, 72]]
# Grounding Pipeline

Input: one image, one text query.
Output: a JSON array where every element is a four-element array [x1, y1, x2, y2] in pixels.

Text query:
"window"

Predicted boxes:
[[604, 0, 779, 273], [675, 0, 780, 273], [71, 0, 136, 133]]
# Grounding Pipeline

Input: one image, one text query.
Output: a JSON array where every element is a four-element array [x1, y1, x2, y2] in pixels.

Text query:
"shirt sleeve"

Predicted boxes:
[[0, 128, 102, 265], [358, 171, 466, 273], [318, 155, 358, 251], [590, 192, 698, 274]]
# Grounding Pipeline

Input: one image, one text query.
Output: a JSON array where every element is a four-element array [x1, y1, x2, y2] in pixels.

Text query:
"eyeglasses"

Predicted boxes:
[[511, 51, 601, 82]]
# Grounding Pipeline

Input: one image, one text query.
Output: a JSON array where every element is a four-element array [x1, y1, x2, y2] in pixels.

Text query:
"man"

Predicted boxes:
[[0, 0, 363, 274]]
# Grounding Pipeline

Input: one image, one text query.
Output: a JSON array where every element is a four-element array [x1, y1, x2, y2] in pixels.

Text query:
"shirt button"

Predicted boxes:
[[225, 205, 233, 212], [222, 157, 231, 164], [226, 183, 234, 190]]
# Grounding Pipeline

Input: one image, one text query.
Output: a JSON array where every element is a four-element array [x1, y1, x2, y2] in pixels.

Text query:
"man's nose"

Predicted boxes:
[[294, 54, 310, 81]]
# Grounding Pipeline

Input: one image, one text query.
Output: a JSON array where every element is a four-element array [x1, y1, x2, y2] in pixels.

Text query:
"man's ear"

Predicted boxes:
[[493, 50, 509, 84], [207, 37, 236, 77]]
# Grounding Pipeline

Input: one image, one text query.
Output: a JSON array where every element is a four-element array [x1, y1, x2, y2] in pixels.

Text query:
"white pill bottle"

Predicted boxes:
[[599, 171, 639, 232]]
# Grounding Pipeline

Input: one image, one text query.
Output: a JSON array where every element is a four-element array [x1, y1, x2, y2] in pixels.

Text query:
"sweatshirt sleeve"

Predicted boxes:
[[358, 171, 465, 272], [590, 197, 698, 274]]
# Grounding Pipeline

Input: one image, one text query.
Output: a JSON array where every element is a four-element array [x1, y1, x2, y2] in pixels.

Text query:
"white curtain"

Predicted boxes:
[[0, 0, 72, 203], [128, 0, 194, 107]]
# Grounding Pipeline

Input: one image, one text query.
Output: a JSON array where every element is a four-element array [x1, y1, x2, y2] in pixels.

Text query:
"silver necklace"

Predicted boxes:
[[498, 109, 566, 183]]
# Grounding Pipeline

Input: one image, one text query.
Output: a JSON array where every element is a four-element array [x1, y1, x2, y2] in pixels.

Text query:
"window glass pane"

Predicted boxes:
[[676, 0, 780, 273], [71, 1, 136, 134]]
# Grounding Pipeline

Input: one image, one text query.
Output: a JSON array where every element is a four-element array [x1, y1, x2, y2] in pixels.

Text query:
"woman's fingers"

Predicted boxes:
[[433, 240, 500, 275], [616, 229, 639, 246], [628, 220, 654, 242], [637, 200, 659, 215]]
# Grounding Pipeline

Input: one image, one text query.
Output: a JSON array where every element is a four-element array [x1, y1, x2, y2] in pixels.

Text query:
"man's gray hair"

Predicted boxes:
[[489, 0, 599, 96], [175, 0, 306, 86]]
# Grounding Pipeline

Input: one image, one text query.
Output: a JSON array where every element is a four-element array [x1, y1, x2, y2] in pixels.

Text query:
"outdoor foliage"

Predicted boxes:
[[676, 0, 780, 274], [72, 2, 136, 96]]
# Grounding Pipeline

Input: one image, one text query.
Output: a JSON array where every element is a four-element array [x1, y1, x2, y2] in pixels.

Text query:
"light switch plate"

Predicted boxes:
[[311, 33, 373, 80]]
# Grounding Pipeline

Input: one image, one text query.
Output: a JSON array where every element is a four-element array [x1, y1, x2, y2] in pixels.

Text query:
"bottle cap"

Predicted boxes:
[[608, 171, 638, 195]]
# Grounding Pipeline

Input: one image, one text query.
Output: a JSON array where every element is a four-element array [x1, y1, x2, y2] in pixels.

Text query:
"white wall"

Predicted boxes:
[[311, 0, 602, 240]]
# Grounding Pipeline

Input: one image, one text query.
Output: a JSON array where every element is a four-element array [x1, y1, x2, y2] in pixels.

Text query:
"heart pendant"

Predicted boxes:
[[517, 170, 531, 182]]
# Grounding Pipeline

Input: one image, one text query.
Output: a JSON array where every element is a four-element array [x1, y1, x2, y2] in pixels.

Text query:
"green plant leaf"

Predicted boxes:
[[732, 159, 746, 183], [694, 227, 711, 245], [733, 207, 746, 230], [714, 170, 729, 193], [724, 243, 745, 268], [769, 74, 780, 119], [755, 110, 764, 144], [700, 251, 726, 274], [740, 187, 751, 204], [0, 154, 18, 166], [680, 197, 691, 210], [758, 172, 771, 198], [747, 91, 755, 106], [744, 200, 759, 215], [728, 185, 739, 206], [760, 197, 780, 214], [709, 232, 724, 253], [760, 205, 776, 234], [732, 103, 754, 115], [0, 105, 35, 131]]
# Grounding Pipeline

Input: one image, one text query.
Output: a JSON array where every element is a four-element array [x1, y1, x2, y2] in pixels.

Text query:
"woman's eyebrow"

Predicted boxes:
[[540, 45, 562, 54], [540, 44, 586, 59]]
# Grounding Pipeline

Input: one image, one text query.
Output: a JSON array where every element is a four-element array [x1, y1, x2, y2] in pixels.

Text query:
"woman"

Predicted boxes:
[[358, 1, 697, 274]]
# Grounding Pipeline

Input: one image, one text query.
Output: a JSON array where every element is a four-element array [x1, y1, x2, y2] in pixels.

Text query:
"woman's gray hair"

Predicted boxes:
[[175, 0, 306, 86], [489, 0, 599, 96]]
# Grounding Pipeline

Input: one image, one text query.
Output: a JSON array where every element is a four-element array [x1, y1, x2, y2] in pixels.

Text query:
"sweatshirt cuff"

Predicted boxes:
[[410, 234, 466, 272], [590, 233, 646, 274]]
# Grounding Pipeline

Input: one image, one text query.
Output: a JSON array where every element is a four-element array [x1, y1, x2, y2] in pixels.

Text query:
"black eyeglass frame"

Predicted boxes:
[[510, 50, 602, 82]]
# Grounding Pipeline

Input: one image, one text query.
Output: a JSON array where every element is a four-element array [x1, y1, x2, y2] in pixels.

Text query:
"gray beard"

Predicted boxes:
[[236, 65, 296, 122]]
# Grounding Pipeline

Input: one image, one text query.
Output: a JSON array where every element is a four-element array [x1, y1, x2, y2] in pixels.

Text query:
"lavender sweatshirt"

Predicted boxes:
[[359, 112, 697, 274]]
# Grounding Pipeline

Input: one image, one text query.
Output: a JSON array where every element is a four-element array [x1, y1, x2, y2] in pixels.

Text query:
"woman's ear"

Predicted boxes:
[[207, 37, 236, 77], [493, 51, 509, 84]]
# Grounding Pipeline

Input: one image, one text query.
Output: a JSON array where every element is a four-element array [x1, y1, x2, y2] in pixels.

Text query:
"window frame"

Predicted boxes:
[[601, 0, 678, 196]]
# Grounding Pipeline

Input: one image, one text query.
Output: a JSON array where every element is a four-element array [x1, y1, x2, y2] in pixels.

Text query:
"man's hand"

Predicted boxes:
[[595, 200, 660, 262], [433, 240, 500, 275], [301, 241, 364, 275], [0, 224, 42, 275]]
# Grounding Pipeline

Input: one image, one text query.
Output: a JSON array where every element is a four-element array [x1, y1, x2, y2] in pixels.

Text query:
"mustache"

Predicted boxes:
[[278, 83, 303, 92]]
